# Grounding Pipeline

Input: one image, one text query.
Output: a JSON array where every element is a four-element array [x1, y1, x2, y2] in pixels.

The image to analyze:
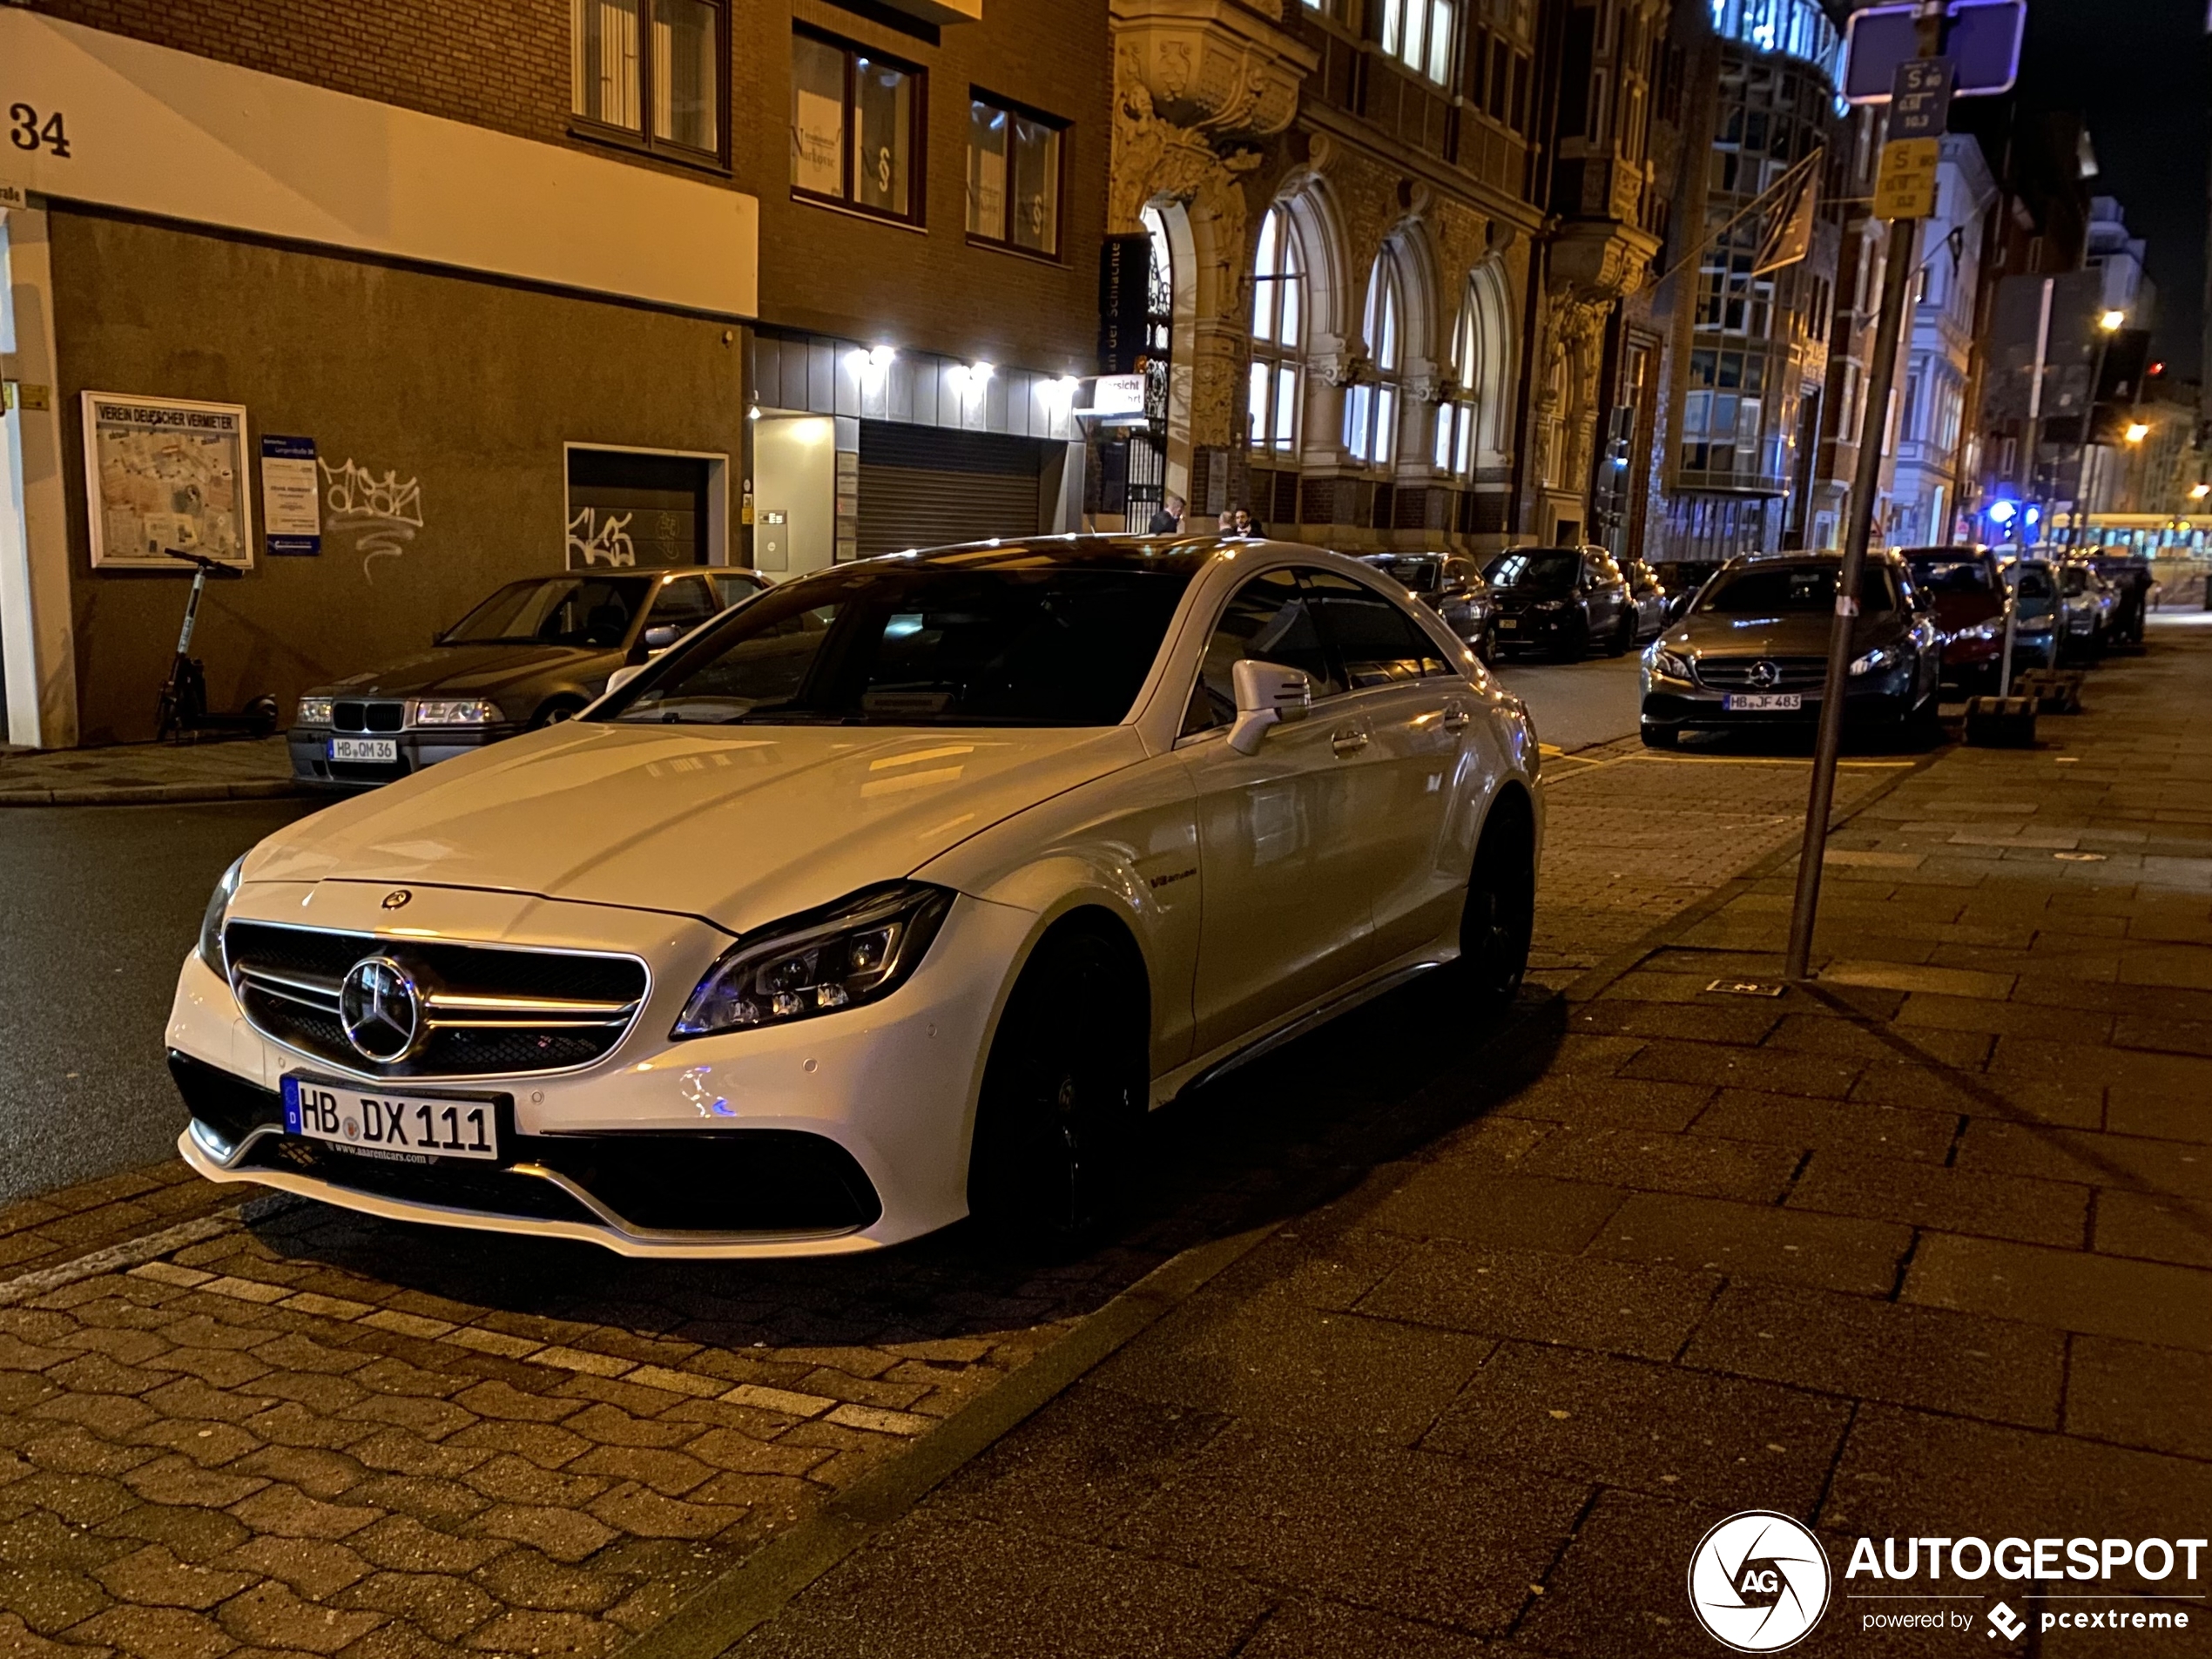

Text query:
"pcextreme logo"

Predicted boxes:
[[1688, 1511, 1833, 1653]]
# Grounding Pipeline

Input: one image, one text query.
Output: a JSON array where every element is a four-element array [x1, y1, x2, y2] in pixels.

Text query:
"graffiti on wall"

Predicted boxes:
[[567, 506, 637, 568], [322, 459, 424, 579]]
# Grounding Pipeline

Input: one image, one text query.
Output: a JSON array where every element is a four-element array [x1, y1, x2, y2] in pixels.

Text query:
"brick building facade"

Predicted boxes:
[[0, 0, 1107, 747]]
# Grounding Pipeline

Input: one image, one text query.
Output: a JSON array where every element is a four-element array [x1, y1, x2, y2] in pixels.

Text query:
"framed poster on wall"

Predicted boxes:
[[82, 392, 253, 569]]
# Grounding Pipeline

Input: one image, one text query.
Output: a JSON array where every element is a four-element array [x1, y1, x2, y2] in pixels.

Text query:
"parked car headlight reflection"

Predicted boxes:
[[197, 856, 246, 974], [1849, 646, 1902, 677], [410, 699, 502, 727], [675, 883, 954, 1037], [296, 698, 334, 726], [1647, 647, 1692, 682]]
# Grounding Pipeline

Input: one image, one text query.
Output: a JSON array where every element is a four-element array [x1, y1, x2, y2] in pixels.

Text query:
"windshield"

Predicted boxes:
[[1905, 555, 1997, 596], [1484, 550, 1580, 591], [2013, 567, 2055, 605], [441, 577, 656, 647], [597, 563, 1194, 728], [1700, 564, 1899, 616], [1368, 557, 1440, 593]]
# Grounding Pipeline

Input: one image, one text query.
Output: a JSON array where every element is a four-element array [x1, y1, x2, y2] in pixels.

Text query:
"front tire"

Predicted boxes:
[[968, 925, 1147, 1252], [1459, 795, 1536, 1009], [1606, 613, 1635, 656]]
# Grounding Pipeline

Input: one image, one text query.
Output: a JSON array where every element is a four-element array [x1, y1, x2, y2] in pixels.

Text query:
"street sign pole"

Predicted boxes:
[[1784, 44, 1948, 983]]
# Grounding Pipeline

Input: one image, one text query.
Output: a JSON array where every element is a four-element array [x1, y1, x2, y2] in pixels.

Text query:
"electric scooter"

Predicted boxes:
[[155, 550, 280, 741]]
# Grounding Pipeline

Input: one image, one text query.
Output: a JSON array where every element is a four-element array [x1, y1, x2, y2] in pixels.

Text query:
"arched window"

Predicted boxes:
[[1247, 205, 1305, 454], [1345, 251, 1404, 466], [1435, 285, 1481, 476]]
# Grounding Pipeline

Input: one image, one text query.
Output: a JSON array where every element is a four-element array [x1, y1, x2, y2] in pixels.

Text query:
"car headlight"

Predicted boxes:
[[197, 855, 245, 974], [296, 697, 334, 726], [1849, 646, 1902, 677], [673, 883, 954, 1037], [410, 698, 501, 727], [1959, 618, 2004, 642], [1647, 647, 1691, 682]]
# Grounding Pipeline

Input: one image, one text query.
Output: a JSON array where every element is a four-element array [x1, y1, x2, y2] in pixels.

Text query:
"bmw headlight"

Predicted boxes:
[[197, 855, 245, 974], [296, 697, 334, 726], [674, 883, 954, 1037], [1648, 647, 1691, 682], [1849, 645, 1902, 677], [410, 698, 501, 727]]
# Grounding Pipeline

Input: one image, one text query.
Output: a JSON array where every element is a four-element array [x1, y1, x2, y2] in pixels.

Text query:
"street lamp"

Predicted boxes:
[[2100, 308, 2126, 333], [2190, 482, 2209, 502], [2125, 421, 2150, 444], [2068, 309, 2128, 547]]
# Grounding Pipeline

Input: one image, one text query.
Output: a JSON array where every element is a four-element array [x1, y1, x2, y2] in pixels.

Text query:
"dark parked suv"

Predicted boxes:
[[1900, 545, 2009, 692], [290, 568, 766, 788], [1639, 550, 1941, 746], [1483, 545, 1636, 659]]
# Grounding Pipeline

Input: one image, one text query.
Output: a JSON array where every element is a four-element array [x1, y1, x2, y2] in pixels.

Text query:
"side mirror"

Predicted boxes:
[[642, 624, 682, 652], [1227, 659, 1312, 755], [605, 664, 646, 697]]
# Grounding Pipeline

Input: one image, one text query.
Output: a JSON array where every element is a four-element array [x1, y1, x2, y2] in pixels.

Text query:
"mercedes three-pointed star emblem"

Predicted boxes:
[[339, 956, 423, 1064]]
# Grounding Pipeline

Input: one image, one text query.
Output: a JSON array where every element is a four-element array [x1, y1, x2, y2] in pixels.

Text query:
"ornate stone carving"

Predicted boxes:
[[1108, 56, 1263, 236], [1109, 0, 1317, 142]]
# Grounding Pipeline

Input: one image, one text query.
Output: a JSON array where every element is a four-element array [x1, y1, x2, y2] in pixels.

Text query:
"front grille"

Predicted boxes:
[[332, 700, 407, 733], [1694, 655, 1829, 691], [224, 921, 648, 1080]]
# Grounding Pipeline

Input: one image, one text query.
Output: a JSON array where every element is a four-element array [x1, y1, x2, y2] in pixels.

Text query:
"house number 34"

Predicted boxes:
[[8, 105, 72, 158]]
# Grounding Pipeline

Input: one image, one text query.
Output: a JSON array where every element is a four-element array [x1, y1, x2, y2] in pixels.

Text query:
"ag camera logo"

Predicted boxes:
[[1689, 1510, 1831, 1652]]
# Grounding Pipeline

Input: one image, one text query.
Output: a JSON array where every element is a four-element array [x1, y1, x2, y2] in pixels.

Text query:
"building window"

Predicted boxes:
[[1379, 0, 1455, 84], [968, 96, 1063, 256], [572, 0, 725, 159], [1435, 285, 1482, 477], [792, 30, 922, 223], [1345, 251, 1405, 466], [1248, 205, 1305, 454]]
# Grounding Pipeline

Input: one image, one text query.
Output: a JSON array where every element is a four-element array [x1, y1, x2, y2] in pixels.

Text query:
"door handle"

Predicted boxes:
[[1441, 700, 1469, 732], [1331, 725, 1369, 757]]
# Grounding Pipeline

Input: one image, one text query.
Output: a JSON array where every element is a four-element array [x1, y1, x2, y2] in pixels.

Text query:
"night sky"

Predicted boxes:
[[2013, 0, 2209, 379]]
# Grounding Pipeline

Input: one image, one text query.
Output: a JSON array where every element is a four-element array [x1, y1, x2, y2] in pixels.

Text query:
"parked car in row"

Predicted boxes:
[[289, 569, 766, 789], [1360, 550, 1495, 661], [1483, 545, 1641, 660], [173, 536, 1542, 1258], [1620, 554, 1673, 640], [2001, 557, 2062, 674], [1639, 549, 1942, 747], [2057, 559, 2117, 660], [1899, 545, 2010, 693]]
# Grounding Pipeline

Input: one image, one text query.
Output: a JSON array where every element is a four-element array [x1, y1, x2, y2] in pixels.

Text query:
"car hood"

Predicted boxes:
[[243, 719, 1146, 933], [1925, 592, 2003, 631], [1663, 611, 1898, 658], [311, 644, 618, 700]]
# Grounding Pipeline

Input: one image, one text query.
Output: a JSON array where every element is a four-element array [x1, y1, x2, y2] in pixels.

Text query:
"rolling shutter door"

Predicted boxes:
[[856, 425, 1049, 557]]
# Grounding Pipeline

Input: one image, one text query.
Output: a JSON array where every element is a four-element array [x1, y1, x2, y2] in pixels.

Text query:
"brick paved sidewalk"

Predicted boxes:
[[0, 740, 301, 807], [0, 674, 1928, 1659], [717, 620, 2212, 1656]]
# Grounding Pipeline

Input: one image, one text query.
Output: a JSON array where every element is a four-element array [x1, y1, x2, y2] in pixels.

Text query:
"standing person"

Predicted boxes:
[[1147, 493, 1186, 535], [1217, 509, 1238, 533], [1232, 507, 1264, 537]]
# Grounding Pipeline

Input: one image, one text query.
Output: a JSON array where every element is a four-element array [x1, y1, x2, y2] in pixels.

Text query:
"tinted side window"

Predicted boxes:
[[647, 577, 718, 629], [1301, 570, 1451, 686], [1185, 568, 1345, 734]]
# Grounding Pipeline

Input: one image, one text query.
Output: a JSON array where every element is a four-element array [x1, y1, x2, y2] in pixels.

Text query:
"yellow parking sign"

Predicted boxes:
[[1873, 137, 1940, 219]]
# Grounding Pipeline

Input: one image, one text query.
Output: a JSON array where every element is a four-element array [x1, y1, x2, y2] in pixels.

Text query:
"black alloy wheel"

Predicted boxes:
[[1459, 798, 1537, 1008], [530, 698, 585, 730], [968, 927, 1147, 1252], [1607, 611, 1635, 656]]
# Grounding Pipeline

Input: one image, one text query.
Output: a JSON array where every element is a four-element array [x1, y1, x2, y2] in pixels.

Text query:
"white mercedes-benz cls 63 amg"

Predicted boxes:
[[167, 536, 1542, 1258]]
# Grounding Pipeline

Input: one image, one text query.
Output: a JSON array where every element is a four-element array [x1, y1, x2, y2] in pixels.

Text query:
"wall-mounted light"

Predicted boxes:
[[2189, 483, 2209, 501], [2125, 421, 2150, 444], [2099, 309, 2127, 333], [747, 405, 762, 421], [847, 345, 897, 395]]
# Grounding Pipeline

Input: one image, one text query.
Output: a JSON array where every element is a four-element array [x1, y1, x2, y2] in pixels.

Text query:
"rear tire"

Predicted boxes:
[[968, 925, 1147, 1252], [1459, 795, 1536, 1009], [1606, 614, 1635, 656]]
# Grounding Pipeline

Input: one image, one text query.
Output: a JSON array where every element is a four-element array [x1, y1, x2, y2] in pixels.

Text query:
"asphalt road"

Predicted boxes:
[[1491, 647, 1645, 753], [0, 798, 317, 1207]]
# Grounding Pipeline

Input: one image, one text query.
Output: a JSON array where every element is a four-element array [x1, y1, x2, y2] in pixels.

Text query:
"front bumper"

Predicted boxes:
[[1640, 676, 1914, 730], [288, 725, 519, 789], [166, 880, 1030, 1258], [1490, 607, 1578, 650]]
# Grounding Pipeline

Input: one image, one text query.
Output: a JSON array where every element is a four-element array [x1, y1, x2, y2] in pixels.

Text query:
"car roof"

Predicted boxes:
[[860, 533, 1292, 577], [1723, 548, 1905, 570]]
